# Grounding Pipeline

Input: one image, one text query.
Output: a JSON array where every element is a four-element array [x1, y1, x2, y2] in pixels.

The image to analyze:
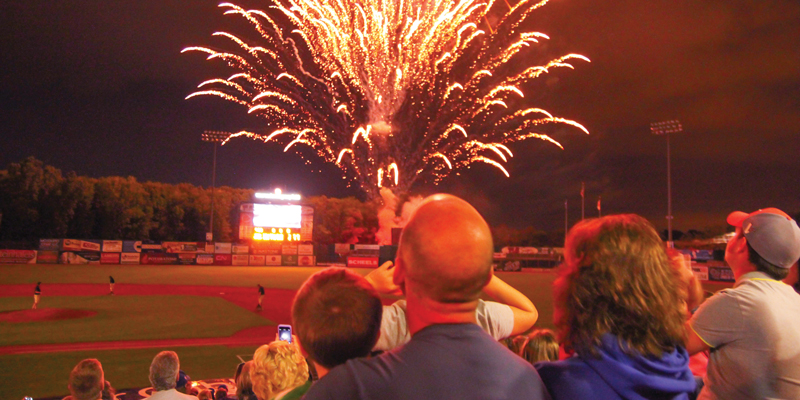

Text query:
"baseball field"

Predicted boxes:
[[0, 264, 731, 399]]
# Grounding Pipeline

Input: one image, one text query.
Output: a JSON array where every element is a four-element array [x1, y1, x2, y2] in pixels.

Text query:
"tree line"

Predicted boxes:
[[0, 157, 379, 246], [0, 157, 589, 249]]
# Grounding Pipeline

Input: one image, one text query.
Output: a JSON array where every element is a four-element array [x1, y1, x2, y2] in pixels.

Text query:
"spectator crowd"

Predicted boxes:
[[59, 195, 800, 400]]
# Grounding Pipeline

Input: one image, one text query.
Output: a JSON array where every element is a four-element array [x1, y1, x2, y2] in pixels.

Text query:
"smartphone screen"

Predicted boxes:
[[278, 324, 292, 343]]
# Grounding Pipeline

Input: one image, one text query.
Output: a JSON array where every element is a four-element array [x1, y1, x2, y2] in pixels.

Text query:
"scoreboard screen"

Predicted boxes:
[[239, 203, 313, 242], [252, 204, 302, 228]]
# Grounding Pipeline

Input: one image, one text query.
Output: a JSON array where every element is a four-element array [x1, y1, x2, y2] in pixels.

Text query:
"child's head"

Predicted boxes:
[[292, 267, 383, 369], [520, 329, 559, 363]]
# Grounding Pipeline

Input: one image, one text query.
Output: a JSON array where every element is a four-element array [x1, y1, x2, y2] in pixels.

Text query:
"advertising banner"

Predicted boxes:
[[265, 255, 282, 266], [140, 252, 178, 265], [232, 255, 249, 265], [708, 266, 735, 282], [123, 241, 142, 253], [281, 254, 298, 266], [281, 244, 298, 255], [334, 243, 352, 254], [249, 255, 266, 266], [214, 254, 232, 265], [347, 256, 379, 268], [101, 253, 120, 264], [298, 255, 316, 266], [196, 254, 214, 265], [177, 254, 197, 265], [214, 243, 232, 254], [81, 240, 102, 252], [162, 242, 207, 254], [691, 264, 709, 281], [37, 250, 59, 264], [140, 241, 163, 254], [102, 241, 123, 253], [255, 247, 281, 256], [61, 239, 83, 252], [354, 244, 380, 251], [0, 250, 37, 264], [39, 239, 61, 251], [297, 244, 314, 255], [60, 251, 101, 264], [232, 245, 250, 255], [121, 253, 141, 264]]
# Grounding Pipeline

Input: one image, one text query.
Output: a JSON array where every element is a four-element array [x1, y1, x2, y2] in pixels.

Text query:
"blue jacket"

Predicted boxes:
[[535, 334, 696, 400]]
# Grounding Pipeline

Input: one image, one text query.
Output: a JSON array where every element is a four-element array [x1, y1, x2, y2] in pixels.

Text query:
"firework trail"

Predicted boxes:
[[184, 0, 589, 198]]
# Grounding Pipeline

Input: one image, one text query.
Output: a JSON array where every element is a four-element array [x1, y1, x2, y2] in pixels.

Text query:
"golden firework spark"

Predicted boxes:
[[185, 0, 589, 197]]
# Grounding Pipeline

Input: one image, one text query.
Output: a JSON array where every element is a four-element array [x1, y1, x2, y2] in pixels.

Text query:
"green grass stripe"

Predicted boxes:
[[0, 295, 272, 346]]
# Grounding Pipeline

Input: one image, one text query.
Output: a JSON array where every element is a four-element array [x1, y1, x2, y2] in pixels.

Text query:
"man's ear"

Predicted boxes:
[[393, 256, 406, 288]]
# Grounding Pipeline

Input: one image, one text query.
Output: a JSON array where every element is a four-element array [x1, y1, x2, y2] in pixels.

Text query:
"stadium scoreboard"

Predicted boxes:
[[238, 202, 314, 242]]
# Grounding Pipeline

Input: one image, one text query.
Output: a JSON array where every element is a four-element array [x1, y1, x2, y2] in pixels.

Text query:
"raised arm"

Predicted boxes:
[[482, 274, 538, 335]]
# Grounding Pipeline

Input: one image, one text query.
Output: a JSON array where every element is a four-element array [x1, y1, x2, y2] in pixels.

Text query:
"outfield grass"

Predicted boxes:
[[1, 345, 259, 400], [0, 296, 272, 346]]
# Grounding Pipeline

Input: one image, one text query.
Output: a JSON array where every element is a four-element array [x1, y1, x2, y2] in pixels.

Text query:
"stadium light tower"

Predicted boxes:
[[650, 120, 683, 247], [201, 131, 230, 241]]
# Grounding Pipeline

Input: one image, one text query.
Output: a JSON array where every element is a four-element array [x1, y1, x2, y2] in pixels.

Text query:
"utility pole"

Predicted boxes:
[[650, 120, 683, 247], [201, 131, 230, 242]]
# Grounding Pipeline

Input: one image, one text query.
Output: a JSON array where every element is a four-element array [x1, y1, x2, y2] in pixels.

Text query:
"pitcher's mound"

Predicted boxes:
[[0, 308, 97, 323]]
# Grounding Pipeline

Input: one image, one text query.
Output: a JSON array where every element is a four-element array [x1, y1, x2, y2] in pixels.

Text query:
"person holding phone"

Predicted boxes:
[[251, 340, 308, 400]]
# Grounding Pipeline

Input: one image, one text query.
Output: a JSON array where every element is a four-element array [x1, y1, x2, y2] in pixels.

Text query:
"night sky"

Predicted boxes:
[[2, 0, 798, 232]]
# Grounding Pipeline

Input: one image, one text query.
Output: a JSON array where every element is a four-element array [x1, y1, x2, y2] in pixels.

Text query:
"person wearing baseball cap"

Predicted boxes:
[[685, 208, 800, 400]]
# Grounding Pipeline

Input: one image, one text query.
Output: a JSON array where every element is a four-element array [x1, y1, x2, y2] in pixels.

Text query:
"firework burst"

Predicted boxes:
[[185, 0, 589, 198]]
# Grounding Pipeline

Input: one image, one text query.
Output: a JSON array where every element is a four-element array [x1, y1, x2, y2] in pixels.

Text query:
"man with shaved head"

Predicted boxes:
[[303, 194, 550, 400]]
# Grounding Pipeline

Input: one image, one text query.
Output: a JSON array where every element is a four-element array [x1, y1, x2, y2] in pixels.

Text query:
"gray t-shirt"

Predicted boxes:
[[690, 271, 800, 400], [374, 299, 514, 351]]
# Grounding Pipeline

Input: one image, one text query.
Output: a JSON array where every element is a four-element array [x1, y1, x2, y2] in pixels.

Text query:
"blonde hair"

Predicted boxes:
[[250, 341, 309, 400], [520, 330, 559, 363]]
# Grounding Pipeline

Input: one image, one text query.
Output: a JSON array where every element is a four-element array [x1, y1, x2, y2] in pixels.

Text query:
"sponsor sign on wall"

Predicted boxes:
[[214, 254, 232, 265], [298, 255, 316, 266], [282, 244, 298, 255], [196, 254, 214, 265], [691, 264, 709, 281], [60, 251, 101, 264], [123, 241, 142, 253], [282, 254, 298, 266], [232, 255, 249, 265], [121, 253, 141, 264], [37, 250, 59, 264], [334, 243, 352, 254], [140, 253, 178, 265], [708, 266, 735, 282], [232, 245, 250, 255], [251, 246, 281, 255], [39, 239, 61, 251], [61, 239, 84, 252], [102, 241, 123, 253], [214, 243, 232, 254], [249, 255, 266, 266], [297, 244, 314, 255], [347, 256, 379, 268], [177, 254, 197, 265], [163, 242, 207, 254], [140, 242, 163, 253], [0, 250, 37, 264], [265, 255, 281, 266], [101, 253, 120, 264]]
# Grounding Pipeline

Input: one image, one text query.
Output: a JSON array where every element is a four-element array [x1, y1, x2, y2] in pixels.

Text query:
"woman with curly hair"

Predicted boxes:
[[250, 341, 309, 400], [535, 214, 696, 400]]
